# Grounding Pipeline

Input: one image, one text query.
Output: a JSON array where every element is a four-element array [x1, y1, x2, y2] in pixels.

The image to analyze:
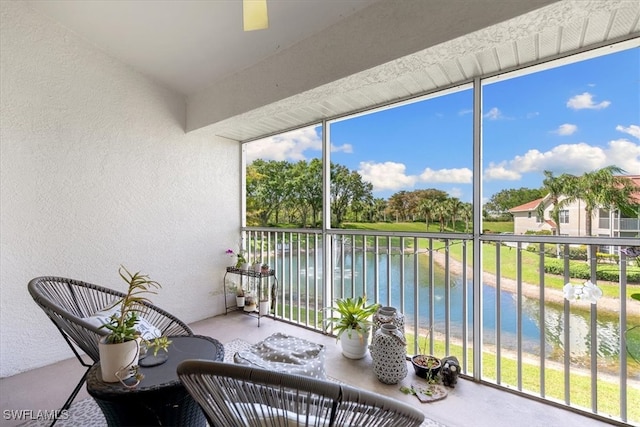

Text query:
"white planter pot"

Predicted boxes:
[[259, 300, 270, 315], [98, 337, 141, 383], [236, 296, 245, 307], [240, 263, 250, 271], [252, 263, 261, 272], [339, 329, 370, 359]]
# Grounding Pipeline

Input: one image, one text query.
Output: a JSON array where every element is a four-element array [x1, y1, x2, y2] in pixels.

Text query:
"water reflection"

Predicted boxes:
[[291, 251, 623, 359]]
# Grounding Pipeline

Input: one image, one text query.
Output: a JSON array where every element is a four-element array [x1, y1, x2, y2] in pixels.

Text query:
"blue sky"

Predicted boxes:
[[246, 46, 639, 204]]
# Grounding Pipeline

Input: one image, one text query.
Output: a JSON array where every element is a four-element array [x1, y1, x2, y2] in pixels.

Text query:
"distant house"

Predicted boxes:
[[509, 175, 640, 238]]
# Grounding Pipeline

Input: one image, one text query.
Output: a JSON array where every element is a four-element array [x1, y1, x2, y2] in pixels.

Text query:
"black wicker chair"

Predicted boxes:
[[177, 360, 425, 427], [28, 276, 193, 425]]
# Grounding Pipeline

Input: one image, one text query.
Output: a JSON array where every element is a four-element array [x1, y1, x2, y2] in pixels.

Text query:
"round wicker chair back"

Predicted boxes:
[[27, 275, 194, 423], [177, 360, 425, 427]]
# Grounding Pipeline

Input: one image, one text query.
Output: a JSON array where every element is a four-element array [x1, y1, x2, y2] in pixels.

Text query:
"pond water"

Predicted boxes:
[[291, 251, 624, 359]]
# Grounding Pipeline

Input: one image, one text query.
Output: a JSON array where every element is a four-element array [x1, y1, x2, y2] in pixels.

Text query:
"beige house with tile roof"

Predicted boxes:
[[509, 175, 640, 238]]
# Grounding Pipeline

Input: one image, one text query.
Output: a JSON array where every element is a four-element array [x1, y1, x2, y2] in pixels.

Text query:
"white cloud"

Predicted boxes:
[[458, 109, 473, 116], [616, 124, 640, 139], [484, 163, 522, 181], [603, 139, 640, 173], [419, 167, 472, 183], [566, 92, 610, 110], [331, 143, 353, 153], [245, 127, 321, 162], [486, 140, 640, 180], [358, 161, 418, 191], [484, 107, 503, 120], [526, 112, 540, 119], [358, 162, 472, 192], [553, 123, 578, 135]]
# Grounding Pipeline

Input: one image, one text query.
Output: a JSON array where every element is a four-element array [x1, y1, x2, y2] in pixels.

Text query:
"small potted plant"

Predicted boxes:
[[235, 286, 245, 307], [323, 296, 380, 359], [228, 280, 245, 307], [258, 278, 270, 315], [411, 332, 441, 381], [98, 266, 172, 385]]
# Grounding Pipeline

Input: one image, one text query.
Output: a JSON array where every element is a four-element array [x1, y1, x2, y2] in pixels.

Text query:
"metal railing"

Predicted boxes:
[[244, 227, 639, 426]]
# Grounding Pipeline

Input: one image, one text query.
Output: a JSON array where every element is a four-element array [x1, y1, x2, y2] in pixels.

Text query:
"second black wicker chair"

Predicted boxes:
[[28, 276, 193, 424]]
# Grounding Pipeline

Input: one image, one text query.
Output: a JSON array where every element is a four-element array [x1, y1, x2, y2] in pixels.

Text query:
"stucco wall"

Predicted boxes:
[[0, 1, 239, 377]]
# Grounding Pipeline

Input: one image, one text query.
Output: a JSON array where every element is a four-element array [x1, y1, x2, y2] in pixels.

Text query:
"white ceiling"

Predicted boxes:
[[25, 0, 640, 141], [26, 0, 381, 95]]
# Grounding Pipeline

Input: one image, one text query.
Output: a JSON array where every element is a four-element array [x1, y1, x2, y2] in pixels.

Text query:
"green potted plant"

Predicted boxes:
[[98, 266, 171, 384], [227, 280, 245, 307], [324, 296, 380, 359], [410, 331, 441, 381]]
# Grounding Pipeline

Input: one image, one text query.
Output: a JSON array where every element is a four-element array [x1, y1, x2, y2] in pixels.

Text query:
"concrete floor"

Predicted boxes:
[[0, 313, 621, 427]]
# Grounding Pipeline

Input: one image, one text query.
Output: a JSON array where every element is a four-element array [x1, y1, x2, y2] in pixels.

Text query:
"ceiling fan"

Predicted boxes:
[[243, 0, 269, 31]]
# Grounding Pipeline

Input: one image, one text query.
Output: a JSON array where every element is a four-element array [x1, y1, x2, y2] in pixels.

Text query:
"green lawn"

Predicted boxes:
[[404, 333, 639, 423], [276, 301, 639, 423]]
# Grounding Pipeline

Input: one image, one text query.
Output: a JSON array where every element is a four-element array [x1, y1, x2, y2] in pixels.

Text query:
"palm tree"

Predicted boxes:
[[537, 170, 577, 236], [432, 200, 449, 232], [419, 199, 436, 231], [447, 198, 464, 232], [570, 165, 635, 236], [460, 202, 473, 233]]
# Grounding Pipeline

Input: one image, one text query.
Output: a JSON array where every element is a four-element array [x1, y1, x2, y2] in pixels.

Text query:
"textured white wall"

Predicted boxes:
[[0, 1, 239, 377]]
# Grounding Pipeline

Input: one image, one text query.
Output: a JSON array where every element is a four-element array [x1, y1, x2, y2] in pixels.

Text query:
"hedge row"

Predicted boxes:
[[526, 244, 587, 260], [543, 258, 640, 283]]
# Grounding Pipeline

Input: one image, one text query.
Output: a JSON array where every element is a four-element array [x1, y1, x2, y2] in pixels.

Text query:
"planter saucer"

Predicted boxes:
[[138, 352, 168, 367]]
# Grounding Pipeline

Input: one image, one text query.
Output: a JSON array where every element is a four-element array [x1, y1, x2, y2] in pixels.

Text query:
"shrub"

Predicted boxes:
[[543, 258, 640, 283], [596, 252, 619, 264], [569, 246, 587, 261], [524, 230, 552, 236]]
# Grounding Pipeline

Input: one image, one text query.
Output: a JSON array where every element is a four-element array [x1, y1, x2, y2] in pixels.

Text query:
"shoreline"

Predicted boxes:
[[428, 251, 640, 317]]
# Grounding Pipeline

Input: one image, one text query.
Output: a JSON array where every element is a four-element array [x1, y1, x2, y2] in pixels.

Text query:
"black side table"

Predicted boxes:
[[86, 335, 224, 427]]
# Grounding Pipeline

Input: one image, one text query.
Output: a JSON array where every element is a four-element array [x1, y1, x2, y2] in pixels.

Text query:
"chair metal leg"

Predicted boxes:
[[48, 321, 95, 427], [49, 365, 92, 427]]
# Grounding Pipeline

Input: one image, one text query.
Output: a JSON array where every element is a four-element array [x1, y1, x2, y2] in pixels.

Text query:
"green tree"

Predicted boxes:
[[290, 159, 322, 227], [570, 166, 636, 236], [447, 197, 464, 231], [460, 202, 473, 233], [372, 198, 388, 222], [387, 191, 411, 222], [246, 160, 294, 226], [432, 199, 450, 232], [331, 163, 373, 227], [537, 170, 577, 236], [419, 198, 436, 231], [485, 187, 546, 219]]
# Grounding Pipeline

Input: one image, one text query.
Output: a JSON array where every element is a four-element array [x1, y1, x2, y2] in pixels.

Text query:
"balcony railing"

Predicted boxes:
[[244, 228, 639, 425], [599, 217, 640, 232]]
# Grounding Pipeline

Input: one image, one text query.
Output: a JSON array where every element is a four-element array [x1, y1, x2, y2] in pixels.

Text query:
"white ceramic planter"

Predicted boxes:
[[259, 300, 270, 315], [339, 329, 370, 359], [236, 296, 245, 307], [98, 337, 141, 383]]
